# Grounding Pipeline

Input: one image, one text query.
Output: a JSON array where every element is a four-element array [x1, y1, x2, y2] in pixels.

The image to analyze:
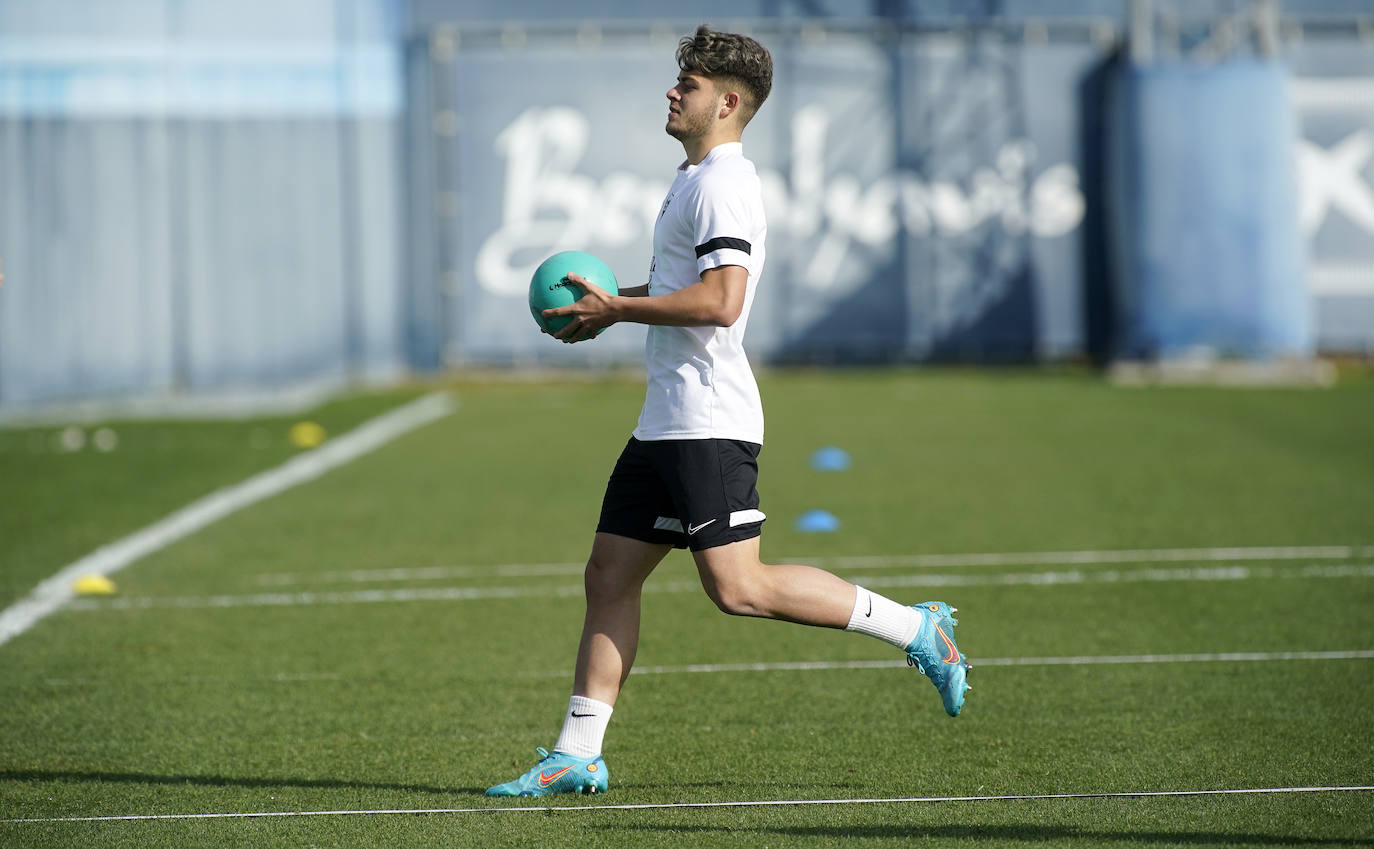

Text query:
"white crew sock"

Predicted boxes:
[[844, 585, 924, 650], [552, 695, 614, 759]]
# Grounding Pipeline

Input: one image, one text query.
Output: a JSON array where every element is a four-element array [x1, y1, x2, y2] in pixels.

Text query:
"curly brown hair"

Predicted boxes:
[[676, 25, 773, 123]]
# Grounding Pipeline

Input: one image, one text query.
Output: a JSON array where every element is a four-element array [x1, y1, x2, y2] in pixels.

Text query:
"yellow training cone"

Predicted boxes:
[[72, 575, 117, 595], [289, 421, 327, 449]]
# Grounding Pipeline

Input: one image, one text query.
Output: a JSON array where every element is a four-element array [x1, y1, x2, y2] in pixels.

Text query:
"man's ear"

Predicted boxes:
[[720, 91, 740, 119]]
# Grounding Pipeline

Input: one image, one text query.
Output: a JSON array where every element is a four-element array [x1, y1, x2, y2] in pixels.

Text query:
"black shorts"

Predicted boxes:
[[596, 437, 766, 552]]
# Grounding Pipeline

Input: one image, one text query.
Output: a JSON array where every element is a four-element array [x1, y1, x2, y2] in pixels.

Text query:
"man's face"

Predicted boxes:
[[665, 72, 721, 141]]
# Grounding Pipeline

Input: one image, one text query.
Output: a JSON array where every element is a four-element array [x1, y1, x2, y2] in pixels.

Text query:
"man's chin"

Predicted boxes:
[[666, 121, 702, 141]]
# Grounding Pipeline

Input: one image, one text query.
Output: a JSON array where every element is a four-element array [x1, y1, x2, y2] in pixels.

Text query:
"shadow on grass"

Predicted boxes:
[[599, 823, 1372, 846], [0, 769, 480, 797]]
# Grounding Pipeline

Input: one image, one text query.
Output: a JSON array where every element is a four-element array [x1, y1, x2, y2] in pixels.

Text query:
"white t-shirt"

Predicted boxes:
[[633, 142, 767, 444]]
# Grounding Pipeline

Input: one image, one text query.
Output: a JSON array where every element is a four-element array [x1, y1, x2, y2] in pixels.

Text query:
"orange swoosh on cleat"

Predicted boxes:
[[934, 621, 961, 664], [538, 766, 574, 787]]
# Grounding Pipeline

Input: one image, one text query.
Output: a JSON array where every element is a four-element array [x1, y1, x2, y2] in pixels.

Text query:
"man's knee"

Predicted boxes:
[[584, 555, 634, 601], [701, 565, 767, 617], [705, 582, 756, 617], [583, 536, 667, 602]]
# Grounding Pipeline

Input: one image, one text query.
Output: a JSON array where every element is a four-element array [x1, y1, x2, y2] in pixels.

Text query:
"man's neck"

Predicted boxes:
[[682, 131, 742, 166]]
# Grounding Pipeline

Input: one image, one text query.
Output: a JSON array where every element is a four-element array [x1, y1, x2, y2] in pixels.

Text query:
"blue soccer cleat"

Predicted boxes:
[[904, 601, 971, 716], [485, 747, 609, 797]]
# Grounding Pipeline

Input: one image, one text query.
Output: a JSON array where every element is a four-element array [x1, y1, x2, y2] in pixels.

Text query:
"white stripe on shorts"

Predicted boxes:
[[730, 509, 767, 527]]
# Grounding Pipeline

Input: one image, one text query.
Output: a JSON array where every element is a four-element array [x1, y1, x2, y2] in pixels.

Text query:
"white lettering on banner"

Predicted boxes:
[[1296, 130, 1374, 236], [476, 108, 1372, 300], [475, 108, 670, 294], [475, 106, 1085, 296]]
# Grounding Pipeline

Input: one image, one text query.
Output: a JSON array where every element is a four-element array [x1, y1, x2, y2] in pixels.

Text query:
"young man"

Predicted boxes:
[[486, 26, 970, 798]]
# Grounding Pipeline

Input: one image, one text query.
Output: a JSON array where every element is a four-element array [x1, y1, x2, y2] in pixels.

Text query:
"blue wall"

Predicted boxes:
[[1110, 62, 1310, 359], [0, 0, 407, 409]]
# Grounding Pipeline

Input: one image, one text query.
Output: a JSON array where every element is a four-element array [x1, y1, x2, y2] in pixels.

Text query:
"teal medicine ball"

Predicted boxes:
[[528, 250, 620, 336]]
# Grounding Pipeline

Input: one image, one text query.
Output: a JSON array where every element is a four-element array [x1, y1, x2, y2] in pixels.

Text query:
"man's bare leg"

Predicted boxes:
[[691, 536, 856, 626], [486, 533, 671, 796], [572, 532, 673, 704], [692, 535, 970, 716], [547, 532, 671, 762]]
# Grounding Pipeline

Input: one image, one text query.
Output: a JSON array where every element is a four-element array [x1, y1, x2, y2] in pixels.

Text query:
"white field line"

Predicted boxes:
[[814, 545, 1374, 570], [7, 785, 1373, 824], [0, 392, 458, 649], [70, 562, 1374, 612], [624, 650, 1374, 677], [32, 650, 1374, 688], [41, 671, 343, 688], [253, 545, 1374, 586], [255, 562, 587, 585]]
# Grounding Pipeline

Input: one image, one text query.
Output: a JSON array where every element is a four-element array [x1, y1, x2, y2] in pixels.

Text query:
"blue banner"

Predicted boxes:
[[444, 32, 1096, 364]]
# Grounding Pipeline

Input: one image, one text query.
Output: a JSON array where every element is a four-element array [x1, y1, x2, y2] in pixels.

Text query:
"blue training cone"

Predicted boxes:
[[810, 446, 852, 472], [795, 509, 841, 533]]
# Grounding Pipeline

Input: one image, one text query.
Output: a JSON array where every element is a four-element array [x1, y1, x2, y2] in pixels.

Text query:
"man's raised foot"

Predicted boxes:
[[904, 600, 971, 716]]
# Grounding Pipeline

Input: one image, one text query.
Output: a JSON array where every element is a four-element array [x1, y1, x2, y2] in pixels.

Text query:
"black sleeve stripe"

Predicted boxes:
[[695, 237, 752, 258]]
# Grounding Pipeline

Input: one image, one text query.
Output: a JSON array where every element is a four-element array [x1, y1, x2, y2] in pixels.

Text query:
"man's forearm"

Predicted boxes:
[[611, 279, 739, 328]]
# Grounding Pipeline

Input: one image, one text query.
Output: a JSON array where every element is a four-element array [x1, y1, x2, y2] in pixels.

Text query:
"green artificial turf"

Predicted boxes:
[[1, 368, 1371, 848]]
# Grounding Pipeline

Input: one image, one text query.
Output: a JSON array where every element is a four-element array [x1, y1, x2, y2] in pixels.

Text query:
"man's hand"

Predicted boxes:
[[542, 265, 746, 342], [543, 273, 618, 344]]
